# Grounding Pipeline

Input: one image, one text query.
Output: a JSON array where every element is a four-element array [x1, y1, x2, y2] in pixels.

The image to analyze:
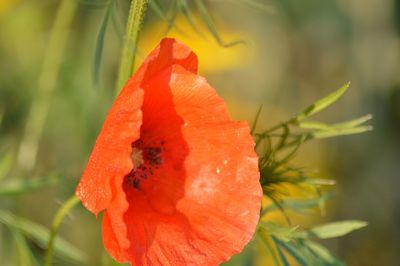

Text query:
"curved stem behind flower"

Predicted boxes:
[[115, 0, 149, 95], [17, 0, 78, 172], [44, 195, 80, 266]]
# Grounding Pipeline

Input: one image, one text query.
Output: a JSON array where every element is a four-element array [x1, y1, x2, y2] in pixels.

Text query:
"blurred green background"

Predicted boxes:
[[0, 0, 399, 265]]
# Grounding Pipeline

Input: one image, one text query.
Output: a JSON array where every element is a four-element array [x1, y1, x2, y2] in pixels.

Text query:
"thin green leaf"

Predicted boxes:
[[94, 1, 113, 84], [164, 0, 180, 33], [260, 222, 298, 242], [177, 0, 202, 34], [296, 82, 350, 122], [277, 240, 308, 266], [294, 220, 368, 239], [258, 229, 285, 266], [11, 229, 39, 266], [251, 104, 263, 135], [275, 227, 346, 266], [0, 210, 86, 263], [304, 178, 336, 186], [275, 124, 290, 150], [275, 243, 290, 266], [312, 125, 372, 139], [111, 0, 124, 40], [332, 114, 373, 128], [0, 176, 60, 196], [277, 134, 306, 165], [0, 153, 12, 181], [304, 240, 344, 266], [299, 114, 372, 131], [263, 192, 334, 214], [298, 121, 333, 130], [149, 0, 174, 27], [195, 0, 243, 47], [262, 192, 291, 224]]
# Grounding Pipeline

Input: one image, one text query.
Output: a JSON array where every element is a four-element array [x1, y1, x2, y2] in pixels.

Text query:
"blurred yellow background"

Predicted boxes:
[[1, 0, 399, 265]]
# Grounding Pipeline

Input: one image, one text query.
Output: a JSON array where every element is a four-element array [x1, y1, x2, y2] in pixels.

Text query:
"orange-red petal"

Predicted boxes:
[[76, 38, 198, 215], [77, 38, 261, 265], [102, 64, 262, 265], [75, 83, 143, 215]]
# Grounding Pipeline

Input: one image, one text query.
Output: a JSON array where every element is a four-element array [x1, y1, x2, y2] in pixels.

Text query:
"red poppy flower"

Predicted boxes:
[[76, 38, 262, 265]]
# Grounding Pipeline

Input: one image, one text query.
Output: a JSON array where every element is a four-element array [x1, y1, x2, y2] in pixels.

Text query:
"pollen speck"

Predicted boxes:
[[131, 147, 144, 168]]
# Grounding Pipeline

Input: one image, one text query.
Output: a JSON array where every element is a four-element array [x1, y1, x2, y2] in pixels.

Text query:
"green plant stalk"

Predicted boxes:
[[44, 195, 80, 266], [115, 0, 149, 95], [17, 0, 78, 171], [250, 104, 263, 135]]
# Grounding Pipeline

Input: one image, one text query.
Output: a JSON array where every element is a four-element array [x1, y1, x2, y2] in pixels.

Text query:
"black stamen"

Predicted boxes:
[[124, 139, 164, 189]]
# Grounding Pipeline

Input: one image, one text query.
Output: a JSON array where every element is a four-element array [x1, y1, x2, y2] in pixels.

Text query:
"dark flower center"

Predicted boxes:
[[124, 139, 164, 189]]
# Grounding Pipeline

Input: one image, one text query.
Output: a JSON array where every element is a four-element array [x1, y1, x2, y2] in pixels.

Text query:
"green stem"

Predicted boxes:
[[257, 117, 297, 137], [250, 104, 263, 135], [44, 195, 80, 266], [115, 0, 149, 95], [17, 0, 78, 171]]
